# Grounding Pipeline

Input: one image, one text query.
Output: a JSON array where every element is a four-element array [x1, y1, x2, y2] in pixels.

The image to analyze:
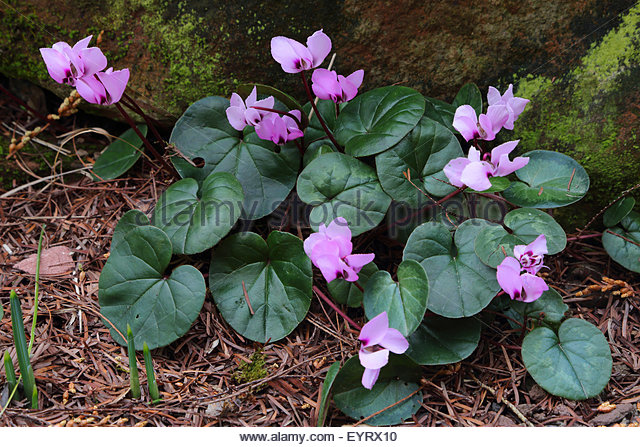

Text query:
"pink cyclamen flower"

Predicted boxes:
[[358, 312, 409, 390], [497, 234, 549, 303], [255, 110, 304, 145], [303, 217, 374, 283], [271, 29, 331, 73], [40, 35, 107, 86], [443, 140, 529, 191], [75, 68, 130, 105], [226, 87, 275, 131], [453, 104, 509, 141], [311, 69, 364, 103], [487, 84, 529, 130]]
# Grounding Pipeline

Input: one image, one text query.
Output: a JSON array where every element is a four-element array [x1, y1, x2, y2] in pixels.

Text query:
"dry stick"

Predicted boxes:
[[114, 103, 178, 178], [313, 286, 361, 331], [352, 388, 422, 427], [572, 181, 640, 241], [241, 281, 255, 315], [300, 71, 341, 150], [605, 229, 640, 247], [470, 375, 534, 427]]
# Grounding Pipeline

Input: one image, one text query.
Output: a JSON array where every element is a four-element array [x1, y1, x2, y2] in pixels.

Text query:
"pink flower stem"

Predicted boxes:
[[566, 233, 603, 242], [313, 285, 361, 331], [250, 106, 302, 127], [300, 71, 342, 151], [121, 93, 165, 146], [114, 103, 178, 179], [353, 281, 364, 293], [435, 186, 466, 205]]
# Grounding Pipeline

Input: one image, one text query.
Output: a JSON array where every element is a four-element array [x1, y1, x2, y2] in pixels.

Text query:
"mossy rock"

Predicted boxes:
[[0, 0, 632, 124], [512, 2, 640, 228]]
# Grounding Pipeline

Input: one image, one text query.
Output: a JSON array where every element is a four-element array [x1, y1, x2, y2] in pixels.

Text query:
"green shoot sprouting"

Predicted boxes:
[[127, 324, 141, 399], [143, 342, 160, 403], [3, 351, 17, 403], [28, 224, 45, 356], [10, 290, 37, 409]]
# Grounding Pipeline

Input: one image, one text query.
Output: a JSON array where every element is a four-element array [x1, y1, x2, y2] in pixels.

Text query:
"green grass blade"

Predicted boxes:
[[143, 342, 160, 403], [28, 224, 46, 357], [31, 384, 38, 409], [3, 351, 17, 403], [316, 361, 340, 427], [10, 290, 35, 403], [127, 325, 141, 399]]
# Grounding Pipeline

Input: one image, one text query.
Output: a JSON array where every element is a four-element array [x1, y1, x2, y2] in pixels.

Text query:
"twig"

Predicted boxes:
[[313, 286, 361, 330], [352, 388, 422, 426], [470, 375, 534, 427], [241, 281, 255, 315]]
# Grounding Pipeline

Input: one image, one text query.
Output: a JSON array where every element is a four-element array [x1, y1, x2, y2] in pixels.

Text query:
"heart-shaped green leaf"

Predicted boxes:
[[475, 208, 566, 268], [406, 315, 481, 365], [376, 116, 462, 208], [602, 211, 640, 273], [423, 96, 456, 133], [603, 197, 636, 227], [99, 226, 206, 350], [169, 96, 300, 219], [335, 86, 425, 157], [152, 172, 243, 255], [209, 231, 312, 343], [403, 219, 500, 318], [297, 152, 392, 236], [327, 262, 379, 308], [92, 126, 147, 180], [317, 361, 341, 427], [502, 150, 589, 208], [522, 318, 612, 400], [332, 356, 422, 426], [452, 83, 482, 115], [510, 288, 568, 324], [111, 210, 150, 249], [363, 260, 429, 337]]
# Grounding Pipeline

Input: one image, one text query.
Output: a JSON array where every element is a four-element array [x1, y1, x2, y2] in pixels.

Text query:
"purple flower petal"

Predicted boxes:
[[344, 253, 375, 272], [460, 161, 493, 191], [75, 76, 106, 104], [497, 256, 524, 300], [314, 254, 342, 283], [487, 86, 502, 106], [359, 312, 389, 347], [443, 157, 471, 187], [96, 68, 129, 104], [379, 327, 408, 354], [520, 273, 548, 302], [453, 105, 479, 141], [358, 347, 389, 370], [361, 367, 380, 390], [494, 154, 529, 177], [490, 140, 519, 166], [40, 47, 72, 84], [271, 36, 313, 73], [78, 47, 108, 78], [306, 29, 331, 68]]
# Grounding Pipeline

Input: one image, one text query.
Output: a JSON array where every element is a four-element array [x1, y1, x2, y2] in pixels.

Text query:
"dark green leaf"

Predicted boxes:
[[99, 226, 206, 349], [403, 219, 500, 317], [406, 315, 481, 365], [152, 172, 243, 254], [111, 210, 150, 250], [475, 207, 566, 268], [603, 197, 635, 227], [92, 126, 147, 180], [452, 83, 482, 115], [335, 86, 425, 157], [602, 211, 640, 273], [522, 318, 612, 400], [209, 231, 312, 343], [376, 116, 462, 208], [169, 96, 299, 219], [317, 361, 341, 427], [333, 356, 422, 426], [328, 262, 378, 308], [510, 288, 568, 324], [423, 97, 456, 133], [363, 260, 429, 337], [502, 150, 589, 208], [297, 152, 392, 236]]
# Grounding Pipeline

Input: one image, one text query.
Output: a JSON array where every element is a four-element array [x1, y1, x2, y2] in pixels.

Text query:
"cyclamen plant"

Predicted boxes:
[[38, 29, 620, 425]]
